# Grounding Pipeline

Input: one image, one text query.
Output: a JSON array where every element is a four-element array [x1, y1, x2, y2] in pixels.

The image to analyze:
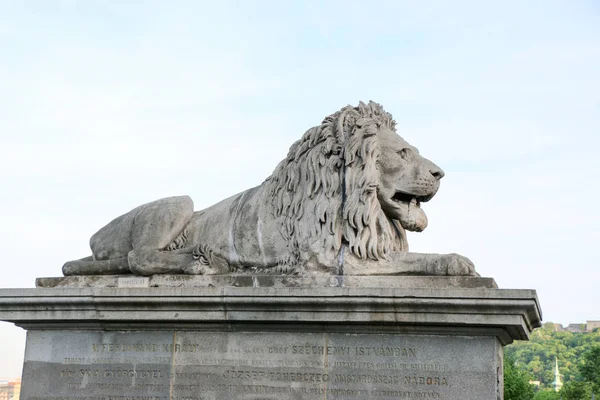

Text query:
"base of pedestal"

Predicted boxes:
[[0, 276, 541, 400]]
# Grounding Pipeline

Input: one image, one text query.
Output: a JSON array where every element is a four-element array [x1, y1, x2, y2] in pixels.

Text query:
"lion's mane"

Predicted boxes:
[[268, 101, 408, 269]]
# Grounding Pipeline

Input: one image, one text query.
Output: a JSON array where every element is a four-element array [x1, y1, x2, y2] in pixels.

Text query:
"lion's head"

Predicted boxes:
[[270, 101, 444, 267], [375, 119, 444, 233]]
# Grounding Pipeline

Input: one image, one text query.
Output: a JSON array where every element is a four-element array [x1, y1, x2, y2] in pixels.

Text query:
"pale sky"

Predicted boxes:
[[1, 1, 599, 379]]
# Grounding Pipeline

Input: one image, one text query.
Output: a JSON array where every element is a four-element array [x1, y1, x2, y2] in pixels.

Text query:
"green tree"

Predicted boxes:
[[580, 345, 600, 395], [505, 324, 600, 389], [532, 390, 560, 400], [505, 355, 535, 400], [560, 381, 593, 400]]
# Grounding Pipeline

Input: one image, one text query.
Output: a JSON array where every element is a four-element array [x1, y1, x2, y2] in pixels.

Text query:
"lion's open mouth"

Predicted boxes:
[[381, 190, 432, 232], [391, 191, 431, 207]]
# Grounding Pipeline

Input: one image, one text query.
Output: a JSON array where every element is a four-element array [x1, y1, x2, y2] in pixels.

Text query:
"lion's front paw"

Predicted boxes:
[[182, 245, 224, 275], [442, 253, 478, 276]]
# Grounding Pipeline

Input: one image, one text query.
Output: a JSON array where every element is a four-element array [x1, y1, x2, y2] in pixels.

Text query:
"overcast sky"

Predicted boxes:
[[1, 1, 599, 379]]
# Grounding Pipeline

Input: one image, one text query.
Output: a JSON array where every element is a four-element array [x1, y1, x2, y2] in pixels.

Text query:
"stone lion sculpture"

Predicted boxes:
[[63, 101, 476, 277]]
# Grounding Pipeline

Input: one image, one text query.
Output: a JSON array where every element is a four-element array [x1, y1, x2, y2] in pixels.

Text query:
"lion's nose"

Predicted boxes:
[[430, 165, 445, 180]]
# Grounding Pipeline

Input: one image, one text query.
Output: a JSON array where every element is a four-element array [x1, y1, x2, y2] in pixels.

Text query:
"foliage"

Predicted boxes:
[[532, 390, 560, 400], [505, 355, 535, 400], [559, 381, 593, 400], [579, 345, 600, 394], [505, 322, 600, 389]]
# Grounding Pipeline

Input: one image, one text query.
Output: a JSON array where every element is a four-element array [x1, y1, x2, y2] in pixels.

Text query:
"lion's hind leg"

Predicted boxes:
[[63, 196, 195, 276], [127, 196, 196, 275], [130, 195, 194, 251]]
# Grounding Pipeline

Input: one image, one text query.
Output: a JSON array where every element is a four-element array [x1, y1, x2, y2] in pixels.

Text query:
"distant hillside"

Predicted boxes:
[[505, 322, 600, 389]]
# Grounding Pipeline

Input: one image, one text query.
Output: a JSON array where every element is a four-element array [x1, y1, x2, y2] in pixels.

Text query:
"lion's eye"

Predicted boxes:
[[398, 148, 413, 161]]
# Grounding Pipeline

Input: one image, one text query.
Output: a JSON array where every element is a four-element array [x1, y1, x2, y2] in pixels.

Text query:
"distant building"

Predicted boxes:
[[552, 358, 563, 392], [566, 323, 586, 333], [551, 321, 600, 332], [0, 379, 20, 400], [587, 320, 600, 332]]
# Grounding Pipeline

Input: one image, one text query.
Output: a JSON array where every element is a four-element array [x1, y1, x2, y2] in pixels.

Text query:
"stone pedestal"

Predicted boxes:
[[0, 276, 541, 400]]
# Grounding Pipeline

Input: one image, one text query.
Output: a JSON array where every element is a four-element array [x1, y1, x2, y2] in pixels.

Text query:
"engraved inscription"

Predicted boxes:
[[117, 277, 149, 288], [22, 331, 498, 400]]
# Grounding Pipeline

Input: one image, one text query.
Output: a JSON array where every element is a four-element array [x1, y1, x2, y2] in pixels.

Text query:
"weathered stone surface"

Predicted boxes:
[[35, 275, 498, 289], [1, 282, 541, 400], [22, 330, 502, 400], [62, 101, 477, 278]]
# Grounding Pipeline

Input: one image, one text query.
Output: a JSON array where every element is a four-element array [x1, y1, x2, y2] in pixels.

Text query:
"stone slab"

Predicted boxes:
[[0, 286, 541, 344], [35, 275, 498, 289], [22, 330, 503, 400]]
